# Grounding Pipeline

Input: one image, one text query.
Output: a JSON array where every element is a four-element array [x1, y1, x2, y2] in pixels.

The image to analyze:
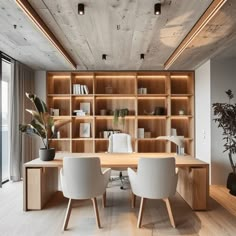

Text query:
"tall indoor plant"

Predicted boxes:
[[19, 93, 70, 161], [212, 89, 236, 195]]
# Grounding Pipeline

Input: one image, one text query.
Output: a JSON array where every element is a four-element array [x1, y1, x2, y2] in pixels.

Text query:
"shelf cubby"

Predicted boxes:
[[71, 72, 94, 94], [95, 97, 136, 116], [170, 72, 193, 94], [50, 140, 71, 152], [72, 117, 93, 139], [138, 97, 167, 115], [171, 118, 193, 138], [47, 72, 71, 95], [47, 97, 71, 116], [72, 97, 94, 116], [171, 97, 192, 115]]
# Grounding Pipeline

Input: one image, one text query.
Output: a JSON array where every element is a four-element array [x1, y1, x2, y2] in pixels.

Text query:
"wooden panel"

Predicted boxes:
[[50, 140, 71, 152], [177, 167, 208, 210], [47, 73, 71, 94], [95, 140, 109, 153], [27, 168, 42, 209], [95, 74, 136, 94], [72, 140, 94, 153], [41, 167, 58, 208], [138, 140, 166, 153]]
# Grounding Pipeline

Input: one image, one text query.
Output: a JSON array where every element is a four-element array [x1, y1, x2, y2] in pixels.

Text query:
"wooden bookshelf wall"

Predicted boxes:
[[47, 71, 194, 155]]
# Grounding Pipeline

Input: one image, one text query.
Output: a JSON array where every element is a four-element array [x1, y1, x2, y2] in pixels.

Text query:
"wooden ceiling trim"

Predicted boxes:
[[15, 0, 77, 69], [164, 0, 227, 70]]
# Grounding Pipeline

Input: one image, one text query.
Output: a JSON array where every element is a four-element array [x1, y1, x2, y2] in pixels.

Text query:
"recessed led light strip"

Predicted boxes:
[[164, 0, 227, 70], [15, 0, 77, 69]]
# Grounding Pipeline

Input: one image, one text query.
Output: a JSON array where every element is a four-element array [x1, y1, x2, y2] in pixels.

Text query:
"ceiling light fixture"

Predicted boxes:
[[140, 54, 145, 60], [15, 0, 76, 69], [78, 3, 85, 15], [102, 54, 107, 60], [164, 0, 227, 70], [154, 3, 161, 15]]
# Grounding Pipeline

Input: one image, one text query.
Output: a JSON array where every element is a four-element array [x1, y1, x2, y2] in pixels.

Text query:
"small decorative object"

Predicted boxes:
[[80, 102, 90, 115], [57, 131, 60, 139], [19, 93, 70, 161], [144, 110, 155, 115], [80, 123, 90, 138], [100, 109, 107, 115], [212, 89, 236, 196], [155, 107, 165, 115], [171, 128, 177, 136], [138, 128, 145, 138], [74, 110, 85, 116], [138, 88, 147, 94], [105, 86, 113, 94], [50, 108, 60, 116], [144, 132, 151, 138], [178, 109, 185, 115]]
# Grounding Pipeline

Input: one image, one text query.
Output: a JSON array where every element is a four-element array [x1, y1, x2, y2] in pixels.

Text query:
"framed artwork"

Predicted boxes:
[[80, 102, 90, 115], [80, 123, 90, 138]]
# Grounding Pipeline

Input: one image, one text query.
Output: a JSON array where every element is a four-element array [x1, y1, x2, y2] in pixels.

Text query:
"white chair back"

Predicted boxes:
[[130, 157, 177, 199], [60, 157, 109, 199], [108, 133, 133, 153]]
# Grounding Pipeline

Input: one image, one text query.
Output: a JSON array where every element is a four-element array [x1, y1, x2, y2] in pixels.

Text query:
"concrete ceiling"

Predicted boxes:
[[0, 0, 235, 71]]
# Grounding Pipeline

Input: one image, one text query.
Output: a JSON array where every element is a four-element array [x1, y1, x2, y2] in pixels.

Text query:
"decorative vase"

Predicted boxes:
[[39, 148, 55, 161], [226, 172, 236, 196]]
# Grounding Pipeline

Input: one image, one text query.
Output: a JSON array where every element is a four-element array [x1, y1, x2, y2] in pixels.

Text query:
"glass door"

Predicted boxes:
[[0, 54, 12, 185]]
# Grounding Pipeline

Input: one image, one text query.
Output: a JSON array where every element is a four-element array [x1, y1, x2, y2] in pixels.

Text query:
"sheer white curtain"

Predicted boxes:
[[9, 61, 34, 181]]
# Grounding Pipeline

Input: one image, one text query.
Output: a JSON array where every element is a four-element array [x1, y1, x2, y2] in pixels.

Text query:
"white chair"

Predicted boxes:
[[108, 133, 133, 189], [128, 157, 178, 228], [60, 157, 111, 231]]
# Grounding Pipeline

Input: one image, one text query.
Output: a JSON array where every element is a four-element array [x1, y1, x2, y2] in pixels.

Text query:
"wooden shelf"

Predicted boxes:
[[47, 71, 194, 155]]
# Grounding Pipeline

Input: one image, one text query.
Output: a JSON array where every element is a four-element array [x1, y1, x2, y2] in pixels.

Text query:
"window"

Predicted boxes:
[[1, 54, 12, 185]]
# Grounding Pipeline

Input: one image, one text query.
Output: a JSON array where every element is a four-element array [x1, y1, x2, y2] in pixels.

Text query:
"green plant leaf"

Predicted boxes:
[[26, 93, 48, 113]]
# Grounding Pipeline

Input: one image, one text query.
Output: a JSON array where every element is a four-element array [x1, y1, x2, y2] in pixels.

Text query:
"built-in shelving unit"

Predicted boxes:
[[47, 71, 194, 155]]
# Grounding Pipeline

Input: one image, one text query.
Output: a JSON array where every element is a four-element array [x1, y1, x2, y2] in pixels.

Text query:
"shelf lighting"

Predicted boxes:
[[164, 0, 227, 69], [137, 75, 167, 79], [96, 75, 136, 78], [52, 75, 71, 79], [170, 75, 189, 79], [15, 0, 77, 69]]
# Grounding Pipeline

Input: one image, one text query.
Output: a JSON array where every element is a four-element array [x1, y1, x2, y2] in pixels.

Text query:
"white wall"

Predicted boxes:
[[195, 60, 211, 170], [34, 71, 46, 101], [211, 59, 236, 184]]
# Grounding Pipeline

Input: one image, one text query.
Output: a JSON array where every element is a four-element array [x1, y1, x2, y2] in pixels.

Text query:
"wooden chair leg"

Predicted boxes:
[[131, 193, 136, 208], [62, 198, 72, 231], [163, 198, 176, 228], [137, 197, 145, 228], [92, 197, 101, 229], [102, 191, 106, 208]]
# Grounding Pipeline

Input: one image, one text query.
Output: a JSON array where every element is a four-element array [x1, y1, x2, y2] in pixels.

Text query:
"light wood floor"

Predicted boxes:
[[0, 181, 236, 236]]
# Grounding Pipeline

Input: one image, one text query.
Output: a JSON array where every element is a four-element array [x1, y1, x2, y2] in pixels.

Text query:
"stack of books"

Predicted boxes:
[[73, 84, 89, 94]]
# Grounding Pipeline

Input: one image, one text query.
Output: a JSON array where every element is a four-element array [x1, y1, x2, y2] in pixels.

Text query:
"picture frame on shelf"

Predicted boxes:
[[80, 123, 90, 138], [80, 102, 90, 115]]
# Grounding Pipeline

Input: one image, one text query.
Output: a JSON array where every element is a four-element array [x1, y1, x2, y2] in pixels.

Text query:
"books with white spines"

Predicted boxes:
[[138, 128, 145, 138], [84, 85, 89, 94]]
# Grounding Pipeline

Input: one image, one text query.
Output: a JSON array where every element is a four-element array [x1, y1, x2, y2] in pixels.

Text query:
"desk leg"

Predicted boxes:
[[177, 166, 209, 210], [23, 166, 28, 211]]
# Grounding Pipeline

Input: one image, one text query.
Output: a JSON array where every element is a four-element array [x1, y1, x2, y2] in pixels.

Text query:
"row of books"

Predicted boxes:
[[73, 84, 89, 94]]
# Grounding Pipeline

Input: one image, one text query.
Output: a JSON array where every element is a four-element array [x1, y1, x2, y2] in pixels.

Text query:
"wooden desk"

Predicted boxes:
[[23, 153, 209, 211]]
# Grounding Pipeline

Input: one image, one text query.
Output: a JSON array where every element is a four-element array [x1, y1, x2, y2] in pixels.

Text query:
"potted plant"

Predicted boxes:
[[212, 89, 236, 195], [113, 108, 129, 127], [19, 93, 70, 161]]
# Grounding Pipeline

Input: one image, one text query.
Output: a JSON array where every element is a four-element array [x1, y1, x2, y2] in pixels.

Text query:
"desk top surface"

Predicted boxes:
[[24, 152, 209, 168]]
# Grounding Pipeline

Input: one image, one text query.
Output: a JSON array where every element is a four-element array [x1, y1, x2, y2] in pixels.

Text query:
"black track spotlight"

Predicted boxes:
[[140, 53, 145, 60], [154, 3, 161, 15], [78, 3, 85, 15], [102, 54, 107, 60]]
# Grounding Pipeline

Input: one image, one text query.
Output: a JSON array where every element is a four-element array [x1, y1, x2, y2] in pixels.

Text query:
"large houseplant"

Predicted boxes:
[[19, 93, 70, 161], [212, 89, 236, 195]]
